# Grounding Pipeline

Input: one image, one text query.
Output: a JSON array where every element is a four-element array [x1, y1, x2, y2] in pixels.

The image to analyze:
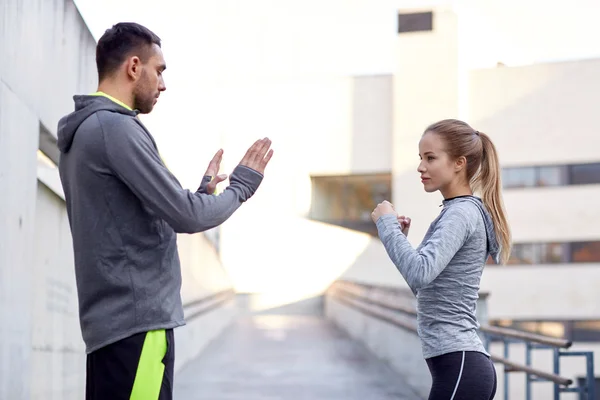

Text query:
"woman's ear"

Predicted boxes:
[[455, 156, 467, 172]]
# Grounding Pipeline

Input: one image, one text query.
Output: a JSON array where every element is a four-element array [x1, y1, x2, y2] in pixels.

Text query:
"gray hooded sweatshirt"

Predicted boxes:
[[58, 95, 263, 353], [375, 195, 500, 359]]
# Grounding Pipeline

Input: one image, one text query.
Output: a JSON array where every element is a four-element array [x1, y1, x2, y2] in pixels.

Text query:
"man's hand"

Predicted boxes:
[[371, 200, 397, 223], [239, 138, 274, 174], [204, 149, 228, 194]]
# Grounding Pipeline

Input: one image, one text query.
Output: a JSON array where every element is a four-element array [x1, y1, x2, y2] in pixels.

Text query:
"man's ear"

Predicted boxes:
[[126, 56, 142, 80]]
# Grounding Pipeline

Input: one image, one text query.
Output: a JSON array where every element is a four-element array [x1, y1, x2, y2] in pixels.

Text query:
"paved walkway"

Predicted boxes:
[[174, 315, 421, 400]]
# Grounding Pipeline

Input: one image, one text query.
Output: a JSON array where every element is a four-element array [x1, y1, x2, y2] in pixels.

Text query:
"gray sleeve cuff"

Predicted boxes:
[[229, 165, 264, 200], [197, 175, 212, 193], [376, 214, 400, 237]]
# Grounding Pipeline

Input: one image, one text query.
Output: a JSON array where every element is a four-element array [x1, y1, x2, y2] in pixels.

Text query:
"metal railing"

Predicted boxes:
[[480, 325, 595, 400], [327, 280, 596, 400]]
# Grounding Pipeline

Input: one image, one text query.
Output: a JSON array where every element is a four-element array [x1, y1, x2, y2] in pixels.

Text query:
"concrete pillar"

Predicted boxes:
[[0, 82, 39, 399], [393, 7, 460, 244]]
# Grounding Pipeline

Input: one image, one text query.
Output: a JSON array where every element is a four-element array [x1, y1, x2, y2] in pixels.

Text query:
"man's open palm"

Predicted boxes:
[[239, 138, 274, 174]]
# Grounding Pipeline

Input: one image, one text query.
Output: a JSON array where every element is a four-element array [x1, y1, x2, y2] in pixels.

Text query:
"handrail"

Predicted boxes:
[[332, 285, 418, 317], [334, 290, 418, 333], [331, 280, 571, 349], [327, 279, 580, 392], [480, 324, 572, 349], [490, 356, 572, 386]]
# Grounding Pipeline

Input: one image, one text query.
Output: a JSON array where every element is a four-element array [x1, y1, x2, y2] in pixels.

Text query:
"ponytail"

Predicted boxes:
[[472, 132, 512, 264], [425, 119, 512, 264]]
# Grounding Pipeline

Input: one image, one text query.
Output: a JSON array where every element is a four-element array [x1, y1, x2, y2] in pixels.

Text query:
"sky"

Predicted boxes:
[[72, 0, 600, 187], [74, 0, 600, 73]]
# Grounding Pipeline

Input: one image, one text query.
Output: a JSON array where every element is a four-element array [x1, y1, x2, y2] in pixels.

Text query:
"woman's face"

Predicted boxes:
[[417, 132, 457, 194]]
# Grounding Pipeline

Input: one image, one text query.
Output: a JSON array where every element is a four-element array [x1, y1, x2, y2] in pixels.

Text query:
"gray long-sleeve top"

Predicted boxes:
[[375, 196, 500, 359], [58, 95, 263, 353]]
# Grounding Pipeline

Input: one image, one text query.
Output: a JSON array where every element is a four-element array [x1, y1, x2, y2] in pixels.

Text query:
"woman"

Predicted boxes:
[[371, 119, 511, 400]]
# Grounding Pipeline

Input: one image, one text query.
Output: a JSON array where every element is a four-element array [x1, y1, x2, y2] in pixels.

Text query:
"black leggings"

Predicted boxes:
[[426, 351, 497, 400]]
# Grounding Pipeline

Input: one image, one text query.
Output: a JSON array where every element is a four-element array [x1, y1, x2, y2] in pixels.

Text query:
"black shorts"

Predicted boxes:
[[426, 351, 497, 400], [86, 329, 175, 400]]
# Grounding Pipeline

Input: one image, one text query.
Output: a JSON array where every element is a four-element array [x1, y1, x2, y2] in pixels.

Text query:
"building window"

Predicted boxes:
[[537, 166, 565, 187], [571, 241, 600, 263], [397, 12, 433, 34], [572, 321, 600, 343], [502, 168, 536, 188], [503, 162, 600, 189], [505, 241, 600, 265], [508, 243, 536, 264], [539, 242, 567, 263], [309, 173, 392, 236], [490, 319, 600, 343], [569, 163, 600, 185]]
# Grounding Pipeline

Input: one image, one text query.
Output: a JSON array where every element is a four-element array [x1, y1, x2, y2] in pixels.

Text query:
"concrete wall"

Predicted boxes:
[[469, 58, 600, 167], [326, 297, 430, 399], [0, 0, 97, 138], [175, 233, 238, 371], [351, 75, 393, 173], [0, 73, 39, 400], [0, 1, 237, 398], [31, 180, 85, 400], [0, 1, 95, 398], [29, 171, 238, 399]]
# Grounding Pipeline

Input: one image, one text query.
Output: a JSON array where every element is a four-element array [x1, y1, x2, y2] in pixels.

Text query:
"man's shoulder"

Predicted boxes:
[[95, 109, 138, 128], [94, 111, 147, 139]]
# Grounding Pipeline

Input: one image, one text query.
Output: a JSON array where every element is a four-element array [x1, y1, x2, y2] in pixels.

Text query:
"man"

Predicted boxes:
[[57, 22, 273, 400]]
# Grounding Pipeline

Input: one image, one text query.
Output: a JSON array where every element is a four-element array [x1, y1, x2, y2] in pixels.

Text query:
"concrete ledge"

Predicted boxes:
[[324, 282, 430, 399], [175, 289, 238, 372]]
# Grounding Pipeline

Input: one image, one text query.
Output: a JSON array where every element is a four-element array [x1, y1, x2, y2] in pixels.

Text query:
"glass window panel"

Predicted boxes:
[[539, 243, 565, 264], [309, 174, 391, 236], [537, 166, 565, 187], [503, 168, 536, 188], [571, 241, 600, 263], [569, 163, 600, 185], [520, 244, 537, 264], [398, 12, 433, 33], [572, 321, 600, 342]]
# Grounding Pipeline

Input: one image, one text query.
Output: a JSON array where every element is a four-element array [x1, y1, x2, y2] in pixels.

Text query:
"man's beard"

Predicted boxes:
[[132, 72, 155, 114]]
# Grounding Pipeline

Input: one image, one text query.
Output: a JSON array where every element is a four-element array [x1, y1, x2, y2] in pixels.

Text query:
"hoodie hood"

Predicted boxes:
[[442, 195, 501, 264], [57, 95, 138, 153]]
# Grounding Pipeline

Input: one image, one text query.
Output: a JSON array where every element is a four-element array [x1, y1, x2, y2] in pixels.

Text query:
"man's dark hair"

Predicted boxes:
[[96, 22, 161, 82]]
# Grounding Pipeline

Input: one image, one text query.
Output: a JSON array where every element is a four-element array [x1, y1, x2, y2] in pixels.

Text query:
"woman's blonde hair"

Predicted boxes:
[[425, 119, 512, 264]]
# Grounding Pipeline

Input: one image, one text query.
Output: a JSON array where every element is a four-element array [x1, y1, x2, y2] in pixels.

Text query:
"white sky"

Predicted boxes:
[[74, 0, 600, 74], [72, 0, 600, 186]]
